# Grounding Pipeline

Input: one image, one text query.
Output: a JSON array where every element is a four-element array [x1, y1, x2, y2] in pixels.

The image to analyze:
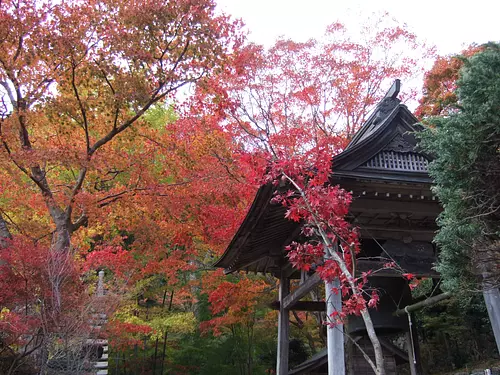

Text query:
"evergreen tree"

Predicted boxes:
[[419, 43, 500, 291]]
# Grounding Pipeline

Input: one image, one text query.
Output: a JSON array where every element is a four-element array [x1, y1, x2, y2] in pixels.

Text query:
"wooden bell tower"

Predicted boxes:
[[215, 81, 441, 374]]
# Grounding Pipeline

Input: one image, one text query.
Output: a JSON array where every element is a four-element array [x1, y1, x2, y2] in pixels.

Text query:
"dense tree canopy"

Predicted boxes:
[[0, 0, 244, 373], [419, 43, 500, 291]]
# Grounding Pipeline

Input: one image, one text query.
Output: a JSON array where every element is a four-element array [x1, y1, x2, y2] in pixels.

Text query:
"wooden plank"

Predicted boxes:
[[380, 338, 409, 362], [277, 274, 290, 375], [282, 273, 321, 310], [349, 198, 441, 216], [270, 300, 326, 312], [358, 228, 435, 242], [231, 256, 268, 274], [358, 225, 437, 235]]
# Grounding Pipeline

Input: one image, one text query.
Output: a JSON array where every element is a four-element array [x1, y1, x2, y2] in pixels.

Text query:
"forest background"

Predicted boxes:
[[0, 0, 498, 374]]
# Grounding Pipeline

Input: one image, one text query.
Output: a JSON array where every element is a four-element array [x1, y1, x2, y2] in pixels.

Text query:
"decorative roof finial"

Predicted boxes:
[[384, 79, 401, 99]]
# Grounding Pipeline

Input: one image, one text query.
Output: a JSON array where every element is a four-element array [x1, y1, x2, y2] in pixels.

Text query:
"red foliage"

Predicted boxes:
[[416, 45, 484, 118], [106, 320, 153, 350], [0, 236, 86, 347], [84, 246, 136, 278], [202, 278, 266, 335]]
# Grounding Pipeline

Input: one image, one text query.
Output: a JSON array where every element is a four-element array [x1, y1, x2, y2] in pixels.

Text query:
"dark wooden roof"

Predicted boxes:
[[332, 80, 432, 184], [213, 184, 300, 275], [215, 81, 440, 277]]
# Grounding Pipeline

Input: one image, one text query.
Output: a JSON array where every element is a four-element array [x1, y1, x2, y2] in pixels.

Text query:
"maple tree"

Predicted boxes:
[[265, 158, 387, 374], [0, 0, 243, 372], [197, 12, 434, 161], [0, 0, 239, 253], [416, 45, 484, 118]]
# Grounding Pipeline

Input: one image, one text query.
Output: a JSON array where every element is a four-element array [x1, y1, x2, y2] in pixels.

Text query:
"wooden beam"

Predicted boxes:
[[358, 228, 435, 242], [277, 274, 290, 375], [282, 273, 321, 310], [394, 292, 451, 316], [350, 198, 441, 216], [356, 260, 439, 278], [270, 300, 326, 312], [359, 225, 437, 235], [230, 255, 268, 275], [380, 338, 409, 362]]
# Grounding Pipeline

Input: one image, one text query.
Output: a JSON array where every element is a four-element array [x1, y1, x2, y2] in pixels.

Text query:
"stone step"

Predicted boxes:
[[103, 346, 108, 353], [96, 370, 108, 375], [100, 353, 108, 360], [95, 361, 108, 369]]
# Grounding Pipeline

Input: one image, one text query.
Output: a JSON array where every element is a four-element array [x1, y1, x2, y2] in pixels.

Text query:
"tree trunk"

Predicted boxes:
[[360, 308, 385, 375], [0, 213, 12, 247], [47, 222, 73, 310], [52, 221, 72, 253], [0, 213, 12, 267]]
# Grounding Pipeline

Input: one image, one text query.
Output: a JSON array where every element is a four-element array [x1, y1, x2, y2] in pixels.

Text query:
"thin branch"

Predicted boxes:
[[65, 167, 87, 219], [70, 61, 90, 152]]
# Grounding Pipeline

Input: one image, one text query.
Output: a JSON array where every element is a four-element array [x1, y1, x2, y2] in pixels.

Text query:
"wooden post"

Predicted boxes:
[[326, 278, 345, 375], [483, 275, 500, 354], [346, 338, 355, 375], [277, 273, 290, 375]]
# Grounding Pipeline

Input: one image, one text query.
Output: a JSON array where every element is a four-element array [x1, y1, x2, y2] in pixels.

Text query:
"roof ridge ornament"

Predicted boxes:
[[384, 79, 401, 99]]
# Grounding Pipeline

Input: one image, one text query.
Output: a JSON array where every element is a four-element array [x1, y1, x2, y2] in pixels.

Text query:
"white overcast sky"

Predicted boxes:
[[217, 0, 499, 55]]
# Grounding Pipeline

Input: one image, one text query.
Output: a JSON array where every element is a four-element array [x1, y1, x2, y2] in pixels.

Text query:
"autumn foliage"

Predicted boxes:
[[416, 45, 484, 117], [0, 0, 439, 372]]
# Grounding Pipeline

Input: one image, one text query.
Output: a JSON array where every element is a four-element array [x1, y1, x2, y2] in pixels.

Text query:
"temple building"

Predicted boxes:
[[215, 80, 441, 375]]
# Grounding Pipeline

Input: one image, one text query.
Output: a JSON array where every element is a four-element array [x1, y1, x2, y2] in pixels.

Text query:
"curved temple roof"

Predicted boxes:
[[332, 79, 432, 183], [215, 80, 438, 276]]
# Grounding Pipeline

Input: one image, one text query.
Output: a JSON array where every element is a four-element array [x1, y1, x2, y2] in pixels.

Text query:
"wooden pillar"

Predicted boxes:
[[277, 273, 290, 375], [483, 278, 500, 354], [346, 338, 355, 375], [326, 278, 345, 375]]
